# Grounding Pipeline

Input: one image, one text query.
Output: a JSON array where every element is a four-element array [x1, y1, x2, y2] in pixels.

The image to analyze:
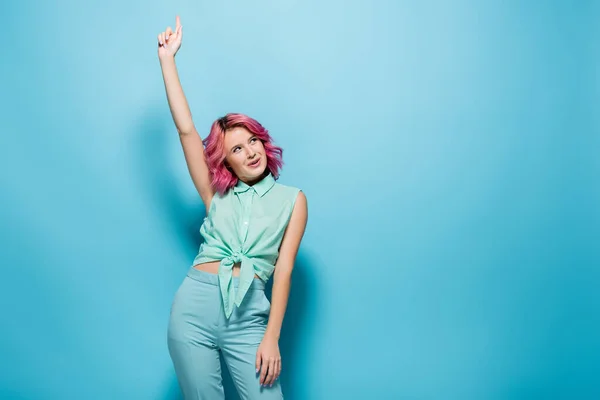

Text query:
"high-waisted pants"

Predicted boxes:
[[167, 267, 283, 399]]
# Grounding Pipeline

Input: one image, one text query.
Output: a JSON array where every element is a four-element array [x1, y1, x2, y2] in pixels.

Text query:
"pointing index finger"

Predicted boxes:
[[176, 15, 181, 29]]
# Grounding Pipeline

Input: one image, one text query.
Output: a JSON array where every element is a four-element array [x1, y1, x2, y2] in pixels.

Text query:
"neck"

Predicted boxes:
[[240, 170, 269, 186]]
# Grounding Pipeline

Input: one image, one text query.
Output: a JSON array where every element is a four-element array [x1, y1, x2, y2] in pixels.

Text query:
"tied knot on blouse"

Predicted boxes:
[[218, 249, 256, 318]]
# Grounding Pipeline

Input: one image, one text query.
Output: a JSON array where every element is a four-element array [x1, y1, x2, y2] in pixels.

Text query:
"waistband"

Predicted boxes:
[[186, 266, 266, 291]]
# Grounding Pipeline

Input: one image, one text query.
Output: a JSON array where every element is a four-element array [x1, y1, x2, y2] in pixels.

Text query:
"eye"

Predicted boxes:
[[233, 146, 241, 153], [250, 137, 258, 144]]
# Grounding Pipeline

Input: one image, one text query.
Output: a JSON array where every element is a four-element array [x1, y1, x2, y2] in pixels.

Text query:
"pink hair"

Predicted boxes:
[[203, 113, 283, 195]]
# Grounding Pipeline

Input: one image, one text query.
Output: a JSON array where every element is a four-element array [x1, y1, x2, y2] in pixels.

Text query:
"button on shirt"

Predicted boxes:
[[192, 173, 300, 318]]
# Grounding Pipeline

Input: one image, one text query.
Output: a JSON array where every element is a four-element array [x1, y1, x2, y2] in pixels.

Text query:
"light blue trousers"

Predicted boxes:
[[167, 267, 283, 400]]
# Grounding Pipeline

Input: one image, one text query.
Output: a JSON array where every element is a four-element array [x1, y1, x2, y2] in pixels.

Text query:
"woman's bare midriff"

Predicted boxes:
[[193, 260, 260, 279]]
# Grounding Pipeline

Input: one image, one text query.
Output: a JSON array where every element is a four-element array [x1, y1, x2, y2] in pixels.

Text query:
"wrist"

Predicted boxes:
[[263, 330, 280, 341], [159, 54, 176, 64]]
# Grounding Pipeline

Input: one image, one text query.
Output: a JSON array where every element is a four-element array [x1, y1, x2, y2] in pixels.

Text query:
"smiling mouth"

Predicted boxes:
[[248, 158, 260, 167]]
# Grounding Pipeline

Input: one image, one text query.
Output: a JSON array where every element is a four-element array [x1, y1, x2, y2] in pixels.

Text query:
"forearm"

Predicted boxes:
[[264, 270, 292, 340], [159, 55, 195, 135]]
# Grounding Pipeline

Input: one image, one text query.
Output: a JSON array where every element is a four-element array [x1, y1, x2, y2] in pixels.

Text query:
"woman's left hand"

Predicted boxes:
[[256, 335, 281, 386]]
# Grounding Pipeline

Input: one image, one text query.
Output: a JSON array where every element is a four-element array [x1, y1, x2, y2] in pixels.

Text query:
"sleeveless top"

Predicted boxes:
[[191, 173, 300, 318]]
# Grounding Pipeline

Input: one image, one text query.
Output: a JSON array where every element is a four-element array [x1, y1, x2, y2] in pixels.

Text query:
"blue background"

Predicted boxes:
[[1, 1, 598, 399]]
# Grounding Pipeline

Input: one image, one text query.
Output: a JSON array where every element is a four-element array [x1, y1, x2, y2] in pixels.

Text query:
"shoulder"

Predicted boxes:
[[283, 189, 308, 237], [272, 181, 305, 204], [272, 183, 307, 223], [293, 190, 307, 214], [207, 189, 232, 211], [213, 188, 234, 201]]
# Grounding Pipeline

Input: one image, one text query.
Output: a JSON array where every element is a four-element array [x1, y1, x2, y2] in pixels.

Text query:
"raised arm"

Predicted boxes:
[[157, 16, 214, 210]]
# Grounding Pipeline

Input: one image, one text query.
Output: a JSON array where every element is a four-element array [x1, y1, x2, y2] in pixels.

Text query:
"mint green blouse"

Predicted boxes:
[[192, 173, 300, 318]]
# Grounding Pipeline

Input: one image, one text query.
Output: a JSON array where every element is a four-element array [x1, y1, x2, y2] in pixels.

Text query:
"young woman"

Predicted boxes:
[[157, 16, 308, 400]]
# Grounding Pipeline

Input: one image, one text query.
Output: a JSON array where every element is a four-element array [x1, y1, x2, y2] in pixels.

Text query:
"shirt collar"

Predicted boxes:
[[233, 173, 275, 197]]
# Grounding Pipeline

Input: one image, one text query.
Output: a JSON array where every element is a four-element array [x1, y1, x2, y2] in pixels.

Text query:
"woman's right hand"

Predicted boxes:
[[157, 16, 183, 59]]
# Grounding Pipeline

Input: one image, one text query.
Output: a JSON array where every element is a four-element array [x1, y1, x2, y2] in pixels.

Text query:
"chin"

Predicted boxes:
[[252, 166, 268, 178], [244, 161, 267, 180]]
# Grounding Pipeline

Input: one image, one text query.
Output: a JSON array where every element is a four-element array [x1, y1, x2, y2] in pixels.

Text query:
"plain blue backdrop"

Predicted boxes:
[[1, 0, 598, 399]]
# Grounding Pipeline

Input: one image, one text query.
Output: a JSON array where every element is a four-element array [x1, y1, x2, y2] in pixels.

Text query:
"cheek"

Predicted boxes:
[[226, 155, 244, 171]]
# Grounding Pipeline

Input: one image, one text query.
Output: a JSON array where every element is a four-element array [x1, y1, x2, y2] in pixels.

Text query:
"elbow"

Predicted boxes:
[[176, 121, 196, 136], [177, 126, 195, 137], [274, 266, 293, 283]]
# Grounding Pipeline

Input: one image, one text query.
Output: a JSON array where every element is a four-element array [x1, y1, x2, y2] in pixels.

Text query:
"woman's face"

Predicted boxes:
[[223, 126, 267, 185]]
